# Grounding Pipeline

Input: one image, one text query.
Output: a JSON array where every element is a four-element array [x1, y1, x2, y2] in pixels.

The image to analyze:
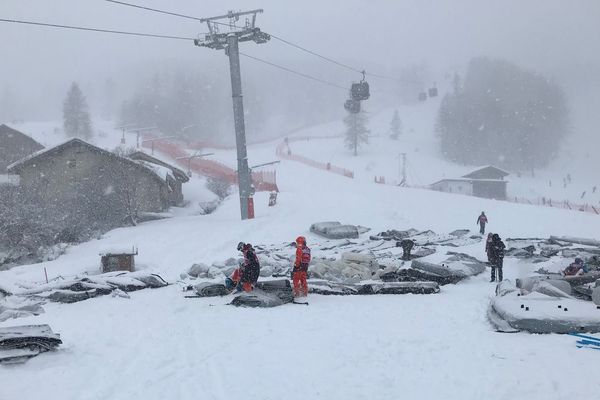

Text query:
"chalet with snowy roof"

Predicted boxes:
[[430, 165, 509, 200], [127, 151, 189, 206], [0, 124, 44, 172], [7, 139, 184, 224]]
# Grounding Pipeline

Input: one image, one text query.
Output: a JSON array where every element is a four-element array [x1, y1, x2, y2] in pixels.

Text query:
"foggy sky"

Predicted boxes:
[[1, 0, 599, 135]]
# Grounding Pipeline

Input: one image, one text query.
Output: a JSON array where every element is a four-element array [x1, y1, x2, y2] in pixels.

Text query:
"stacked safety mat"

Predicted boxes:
[[0, 324, 62, 364]]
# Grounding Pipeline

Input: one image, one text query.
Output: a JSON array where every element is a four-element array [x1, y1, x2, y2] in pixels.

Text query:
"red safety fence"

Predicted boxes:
[[142, 138, 278, 192], [276, 137, 354, 179]]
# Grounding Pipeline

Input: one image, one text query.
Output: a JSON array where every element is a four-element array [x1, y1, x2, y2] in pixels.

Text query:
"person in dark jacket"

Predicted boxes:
[[488, 234, 505, 282], [398, 239, 416, 261], [485, 233, 493, 262], [237, 242, 260, 292], [477, 212, 488, 235]]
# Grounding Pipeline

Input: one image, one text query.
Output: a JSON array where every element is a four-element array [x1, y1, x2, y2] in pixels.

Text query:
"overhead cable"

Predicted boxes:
[[0, 18, 195, 41]]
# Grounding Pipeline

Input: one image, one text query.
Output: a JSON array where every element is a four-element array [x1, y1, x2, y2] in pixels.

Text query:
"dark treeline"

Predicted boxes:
[[436, 57, 569, 171]]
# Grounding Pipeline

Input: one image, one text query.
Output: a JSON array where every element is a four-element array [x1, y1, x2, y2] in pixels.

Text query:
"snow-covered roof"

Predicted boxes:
[[461, 165, 510, 180], [128, 151, 189, 182], [430, 178, 508, 186], [99, 245, 138, 256], [0, 124, 43, 149], [6, 138, 168, 186]]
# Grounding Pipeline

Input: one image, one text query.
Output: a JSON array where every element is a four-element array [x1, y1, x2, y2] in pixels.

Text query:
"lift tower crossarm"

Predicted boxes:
[[198, 9, 263, 24]]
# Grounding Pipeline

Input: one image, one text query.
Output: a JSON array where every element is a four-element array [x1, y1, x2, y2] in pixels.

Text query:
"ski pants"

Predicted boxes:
[[479, 223, 486, 235], [491, 259, 503, 281], [293, 271, 308, 297]]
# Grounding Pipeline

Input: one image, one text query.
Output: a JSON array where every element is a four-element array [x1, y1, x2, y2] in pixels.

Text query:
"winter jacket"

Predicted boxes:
[[294, 245, 311, 272], [489, 239, 505, 264], [477, 214, 488, 225], [400, 239, 415, 251], [241, 245, 260, 283], [485, 236, 493, 256]]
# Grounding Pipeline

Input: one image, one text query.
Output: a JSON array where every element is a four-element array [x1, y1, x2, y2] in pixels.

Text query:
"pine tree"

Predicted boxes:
[[344, 111, 369, 156], [436, 57, 568, 170], [63, 82, 92, 139], [390, 109, 402, 140]]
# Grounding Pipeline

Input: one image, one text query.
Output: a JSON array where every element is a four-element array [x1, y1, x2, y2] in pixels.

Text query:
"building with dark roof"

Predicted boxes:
[[430, 165, 509, 200], [7, 139, 181, 224], [128, 151, 189, 206], [0, 124, 44, 172]]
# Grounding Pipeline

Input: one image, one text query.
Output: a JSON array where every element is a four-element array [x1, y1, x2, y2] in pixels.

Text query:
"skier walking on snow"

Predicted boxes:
[[488, 234, 505, 282], [292, 236, 311, 297], [477, 211, 488, 235], [237, 242, 260, 292]]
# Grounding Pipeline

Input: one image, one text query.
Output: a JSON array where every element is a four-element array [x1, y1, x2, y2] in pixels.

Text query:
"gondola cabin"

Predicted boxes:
[[351, 81, 370, 101]]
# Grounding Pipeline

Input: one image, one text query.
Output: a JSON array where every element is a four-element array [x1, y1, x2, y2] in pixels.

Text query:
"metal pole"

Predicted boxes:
[[401, 153, 407, 185], [227, 33, 251, 220]]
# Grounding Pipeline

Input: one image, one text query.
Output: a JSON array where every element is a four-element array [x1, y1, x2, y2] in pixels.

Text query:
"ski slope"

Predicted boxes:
[[2, 110, 600, 400]]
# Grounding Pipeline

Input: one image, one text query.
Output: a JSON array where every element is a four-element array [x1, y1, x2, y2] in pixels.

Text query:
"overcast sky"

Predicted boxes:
[[1, 0, 599, 133]]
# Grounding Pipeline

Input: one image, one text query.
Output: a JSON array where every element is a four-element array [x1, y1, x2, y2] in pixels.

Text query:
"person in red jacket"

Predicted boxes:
[[293, 236, 311, 297], [477, 211, 488, 235]]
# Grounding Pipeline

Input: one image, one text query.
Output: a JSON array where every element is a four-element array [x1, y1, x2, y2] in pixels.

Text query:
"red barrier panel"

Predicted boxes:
[[143, 138, 278, 192], [276, 138, 354, 179]]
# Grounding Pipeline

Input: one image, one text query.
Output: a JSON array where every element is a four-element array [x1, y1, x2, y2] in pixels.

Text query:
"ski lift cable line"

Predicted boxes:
[[268, 34, 363, 74], [104, 0, 242, 28], [239, 52, 348, 90], [104, 0, 203, 22], [0, 18, 196, 41], [102, 0, 414, 82]]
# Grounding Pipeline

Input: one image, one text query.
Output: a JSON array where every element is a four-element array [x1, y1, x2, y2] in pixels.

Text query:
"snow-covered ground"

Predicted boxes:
[[2, 109, 600, 399]]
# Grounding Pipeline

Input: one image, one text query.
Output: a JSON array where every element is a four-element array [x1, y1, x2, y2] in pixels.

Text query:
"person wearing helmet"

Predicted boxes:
[[293, 236, 311, 297], [238, 242, 260, 292]]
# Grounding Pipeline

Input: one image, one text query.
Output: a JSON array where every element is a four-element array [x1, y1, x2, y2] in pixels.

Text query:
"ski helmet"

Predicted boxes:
[[237, 242, 245, 251], [296, 236, 306, 245]]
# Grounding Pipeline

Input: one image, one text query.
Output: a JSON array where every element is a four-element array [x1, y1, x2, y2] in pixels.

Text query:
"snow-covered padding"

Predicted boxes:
[[593, 285, 600, 306], [489, 281, 600, 334], [0, 324, 62, 364], [310, 221, 360, 239], [194, 282, 229, 297], [310, 252, 379, 283], [516, 277, 572, 297], [408, 253, 486, 285], [357, 282, 440, 295], [186, 263, 225, 279], [231, 280, 294, 308], [306, 279, 439, 295], [13, 272, 168, 305]]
